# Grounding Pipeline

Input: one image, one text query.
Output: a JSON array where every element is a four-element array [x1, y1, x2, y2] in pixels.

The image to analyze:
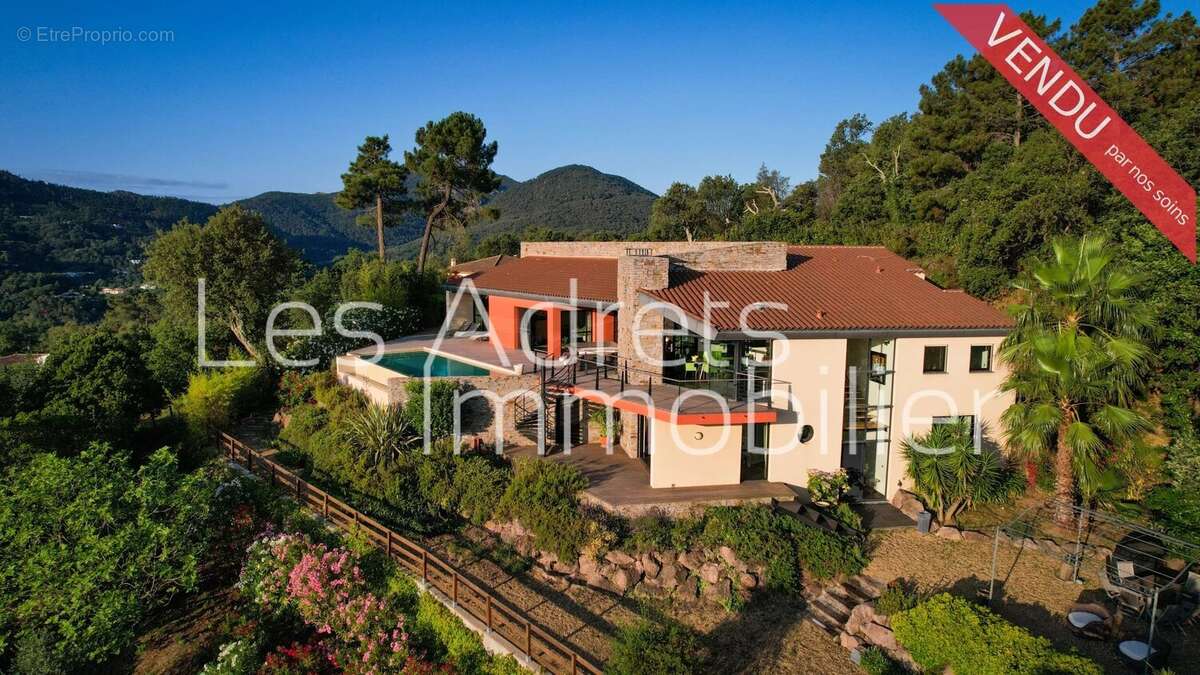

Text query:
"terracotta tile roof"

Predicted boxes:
[[647, 246, 1013, 332], [447, 254, 513, 276], [449, 255, 618, 303]]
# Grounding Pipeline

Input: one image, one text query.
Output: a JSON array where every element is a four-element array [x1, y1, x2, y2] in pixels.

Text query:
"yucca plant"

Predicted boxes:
[[901, 420, 1023, 526], [999, 234, 1154, 524], [343, 404, 419, 467]]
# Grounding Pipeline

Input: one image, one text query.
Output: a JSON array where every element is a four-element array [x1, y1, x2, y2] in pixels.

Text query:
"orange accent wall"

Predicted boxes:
[[595, 310, 617, 343], [487, 295, 569, 357], [487, 295, 616, 356]]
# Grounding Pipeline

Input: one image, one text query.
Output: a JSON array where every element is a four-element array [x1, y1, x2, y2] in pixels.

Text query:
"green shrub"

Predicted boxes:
[[451, 455, 510, 525], [891, 593, 1102, 675], [874, 578, 920, 616], [410, 593, 524, 675], [832, 502, 864, 530], [276, 370, 318, 408], [1145, 485, 1200, 550], [278, 404, 328, 453], [626, 514, 673, 552], [0, 445, 224, 670], [858, 646, 904, 675], [497, 459, 592, 560], [700, 505, 867, 588], [670, 516, 704, 550], [403, 379, 461, 441], [344, 403, 419, 466], [606, 616, 701, 675], [175, 367, 269, 444]]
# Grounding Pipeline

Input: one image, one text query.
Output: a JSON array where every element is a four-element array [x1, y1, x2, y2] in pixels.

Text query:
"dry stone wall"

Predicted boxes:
[[485, 520, 764, 605]]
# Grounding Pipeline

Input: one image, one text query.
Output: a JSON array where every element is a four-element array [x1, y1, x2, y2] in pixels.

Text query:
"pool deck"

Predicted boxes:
[[351, 334, 537, 375]]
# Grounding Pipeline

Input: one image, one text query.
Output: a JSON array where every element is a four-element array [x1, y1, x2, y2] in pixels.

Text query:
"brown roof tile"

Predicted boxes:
[[647, 246, 1012, 332], [449, 255, 618, 303], [448, 254, 513, 276]]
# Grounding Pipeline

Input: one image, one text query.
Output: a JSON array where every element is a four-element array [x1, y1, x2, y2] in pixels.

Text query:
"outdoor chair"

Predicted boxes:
[[1067, 603, 1113, 640], [1101, 565, 1124, 601], [1117, 638, 1171, 671]]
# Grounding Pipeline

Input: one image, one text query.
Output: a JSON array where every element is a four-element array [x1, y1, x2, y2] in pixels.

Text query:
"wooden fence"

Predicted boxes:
[[219, 432, 603, 675]]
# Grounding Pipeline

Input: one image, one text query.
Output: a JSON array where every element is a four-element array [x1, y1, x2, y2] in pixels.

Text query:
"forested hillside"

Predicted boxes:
[[232, 191, 384, 263], [0, 171, 220, 352], [395, 164, 654, 259], [481, 165, 654, 238]]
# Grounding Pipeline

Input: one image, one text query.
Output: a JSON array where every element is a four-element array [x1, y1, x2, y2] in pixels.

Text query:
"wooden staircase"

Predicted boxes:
[[804, 575, 887, 635]]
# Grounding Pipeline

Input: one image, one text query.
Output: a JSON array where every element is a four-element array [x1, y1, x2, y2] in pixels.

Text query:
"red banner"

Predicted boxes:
[[935, 3, 1196, 262]]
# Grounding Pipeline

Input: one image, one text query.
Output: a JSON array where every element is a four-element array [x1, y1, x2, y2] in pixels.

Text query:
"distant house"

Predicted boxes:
[[100, 287, 126, 295], [337, 241, 1013, 507], [0, 353, 49, 367]]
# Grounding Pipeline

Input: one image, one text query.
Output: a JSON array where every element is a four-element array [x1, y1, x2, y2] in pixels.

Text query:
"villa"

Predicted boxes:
[[336, 241, 1013, 510]]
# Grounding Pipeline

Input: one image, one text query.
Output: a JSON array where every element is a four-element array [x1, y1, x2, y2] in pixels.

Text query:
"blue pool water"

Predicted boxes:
[[376, 350, 491, 377]]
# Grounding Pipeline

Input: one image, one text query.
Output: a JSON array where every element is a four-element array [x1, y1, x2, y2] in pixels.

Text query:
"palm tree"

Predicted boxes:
[[999, 234, 1153, 524], [902, 419, 1023, 526]]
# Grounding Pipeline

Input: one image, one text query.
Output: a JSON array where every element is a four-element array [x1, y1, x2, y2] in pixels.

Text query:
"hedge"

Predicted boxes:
[[891, 594, 1102, 675]]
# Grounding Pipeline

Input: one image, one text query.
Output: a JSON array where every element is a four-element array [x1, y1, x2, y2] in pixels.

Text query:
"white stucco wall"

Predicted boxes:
[[649, 418, 742, 488], [884, 335, 1012, 499], [765, 338, 848, 485]]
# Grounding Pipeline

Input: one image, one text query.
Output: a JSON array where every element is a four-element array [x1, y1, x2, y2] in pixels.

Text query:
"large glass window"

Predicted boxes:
[[562, 309, 593, 348]]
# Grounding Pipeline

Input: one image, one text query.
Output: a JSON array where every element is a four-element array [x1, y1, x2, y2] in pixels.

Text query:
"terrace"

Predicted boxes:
[[507, 443, 798, 516]]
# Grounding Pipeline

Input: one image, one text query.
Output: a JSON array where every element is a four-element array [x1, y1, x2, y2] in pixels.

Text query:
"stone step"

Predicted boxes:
[[817, 591, 853, 619], [829, 584, 870, 608], [847, 574, 887, 598], [806, 600, 846, 636]]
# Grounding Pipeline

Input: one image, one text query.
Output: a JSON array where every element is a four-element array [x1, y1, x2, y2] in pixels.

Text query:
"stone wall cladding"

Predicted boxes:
[[484, 519, 764, 604], [338, 357, 540, 450], [520, 241, 786, 272], [667, 241, 787, 271]]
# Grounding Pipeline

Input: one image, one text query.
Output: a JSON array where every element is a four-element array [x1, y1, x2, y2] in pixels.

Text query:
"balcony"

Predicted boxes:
[[539, 352, 783, 425]]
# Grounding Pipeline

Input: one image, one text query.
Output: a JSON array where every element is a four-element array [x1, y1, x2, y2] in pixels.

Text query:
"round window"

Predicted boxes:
[[798, 425, 815, 444]]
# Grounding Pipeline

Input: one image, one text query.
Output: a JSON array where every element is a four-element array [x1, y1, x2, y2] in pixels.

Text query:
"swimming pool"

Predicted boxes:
[[375, 350, 492, 377]]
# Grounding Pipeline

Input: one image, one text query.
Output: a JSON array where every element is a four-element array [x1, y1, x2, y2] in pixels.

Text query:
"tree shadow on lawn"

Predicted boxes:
[[697, 592, 818, 674]]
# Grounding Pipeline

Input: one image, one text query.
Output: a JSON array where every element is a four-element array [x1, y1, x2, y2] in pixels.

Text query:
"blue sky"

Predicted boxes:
[[1, 1, 1191, 203]]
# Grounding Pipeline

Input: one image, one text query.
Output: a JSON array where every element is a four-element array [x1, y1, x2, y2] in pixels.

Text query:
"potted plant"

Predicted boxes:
[[589, 407, 620, 445], [807, 468, 851, 507]]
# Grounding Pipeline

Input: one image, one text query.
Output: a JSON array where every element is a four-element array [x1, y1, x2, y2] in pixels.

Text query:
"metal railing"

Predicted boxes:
[[219, 432, 603, 675], [533, 349, 789, 407]]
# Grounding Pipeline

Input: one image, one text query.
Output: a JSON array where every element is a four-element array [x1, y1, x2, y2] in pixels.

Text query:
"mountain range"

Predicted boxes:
[[0, 164, 655, 275]]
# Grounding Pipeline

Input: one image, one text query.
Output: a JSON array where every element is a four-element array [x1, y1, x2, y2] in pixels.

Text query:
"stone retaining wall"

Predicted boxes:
[[485, 520, 765, 605]]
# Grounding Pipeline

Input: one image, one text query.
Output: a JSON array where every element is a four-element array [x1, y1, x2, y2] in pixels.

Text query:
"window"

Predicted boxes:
[[933, 415, 975, 436], [970, 345, 992, 372], [923, 345, 947, 373]]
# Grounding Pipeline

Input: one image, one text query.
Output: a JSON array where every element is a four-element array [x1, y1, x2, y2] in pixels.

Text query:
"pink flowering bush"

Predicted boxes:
[[239, 533, 414, 674]]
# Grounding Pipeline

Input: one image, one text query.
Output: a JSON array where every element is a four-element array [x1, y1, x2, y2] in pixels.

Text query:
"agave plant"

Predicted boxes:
[[902, 420, 1023, 526], [999, 234, 1154, 523], [343, 404, 420, 467]]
